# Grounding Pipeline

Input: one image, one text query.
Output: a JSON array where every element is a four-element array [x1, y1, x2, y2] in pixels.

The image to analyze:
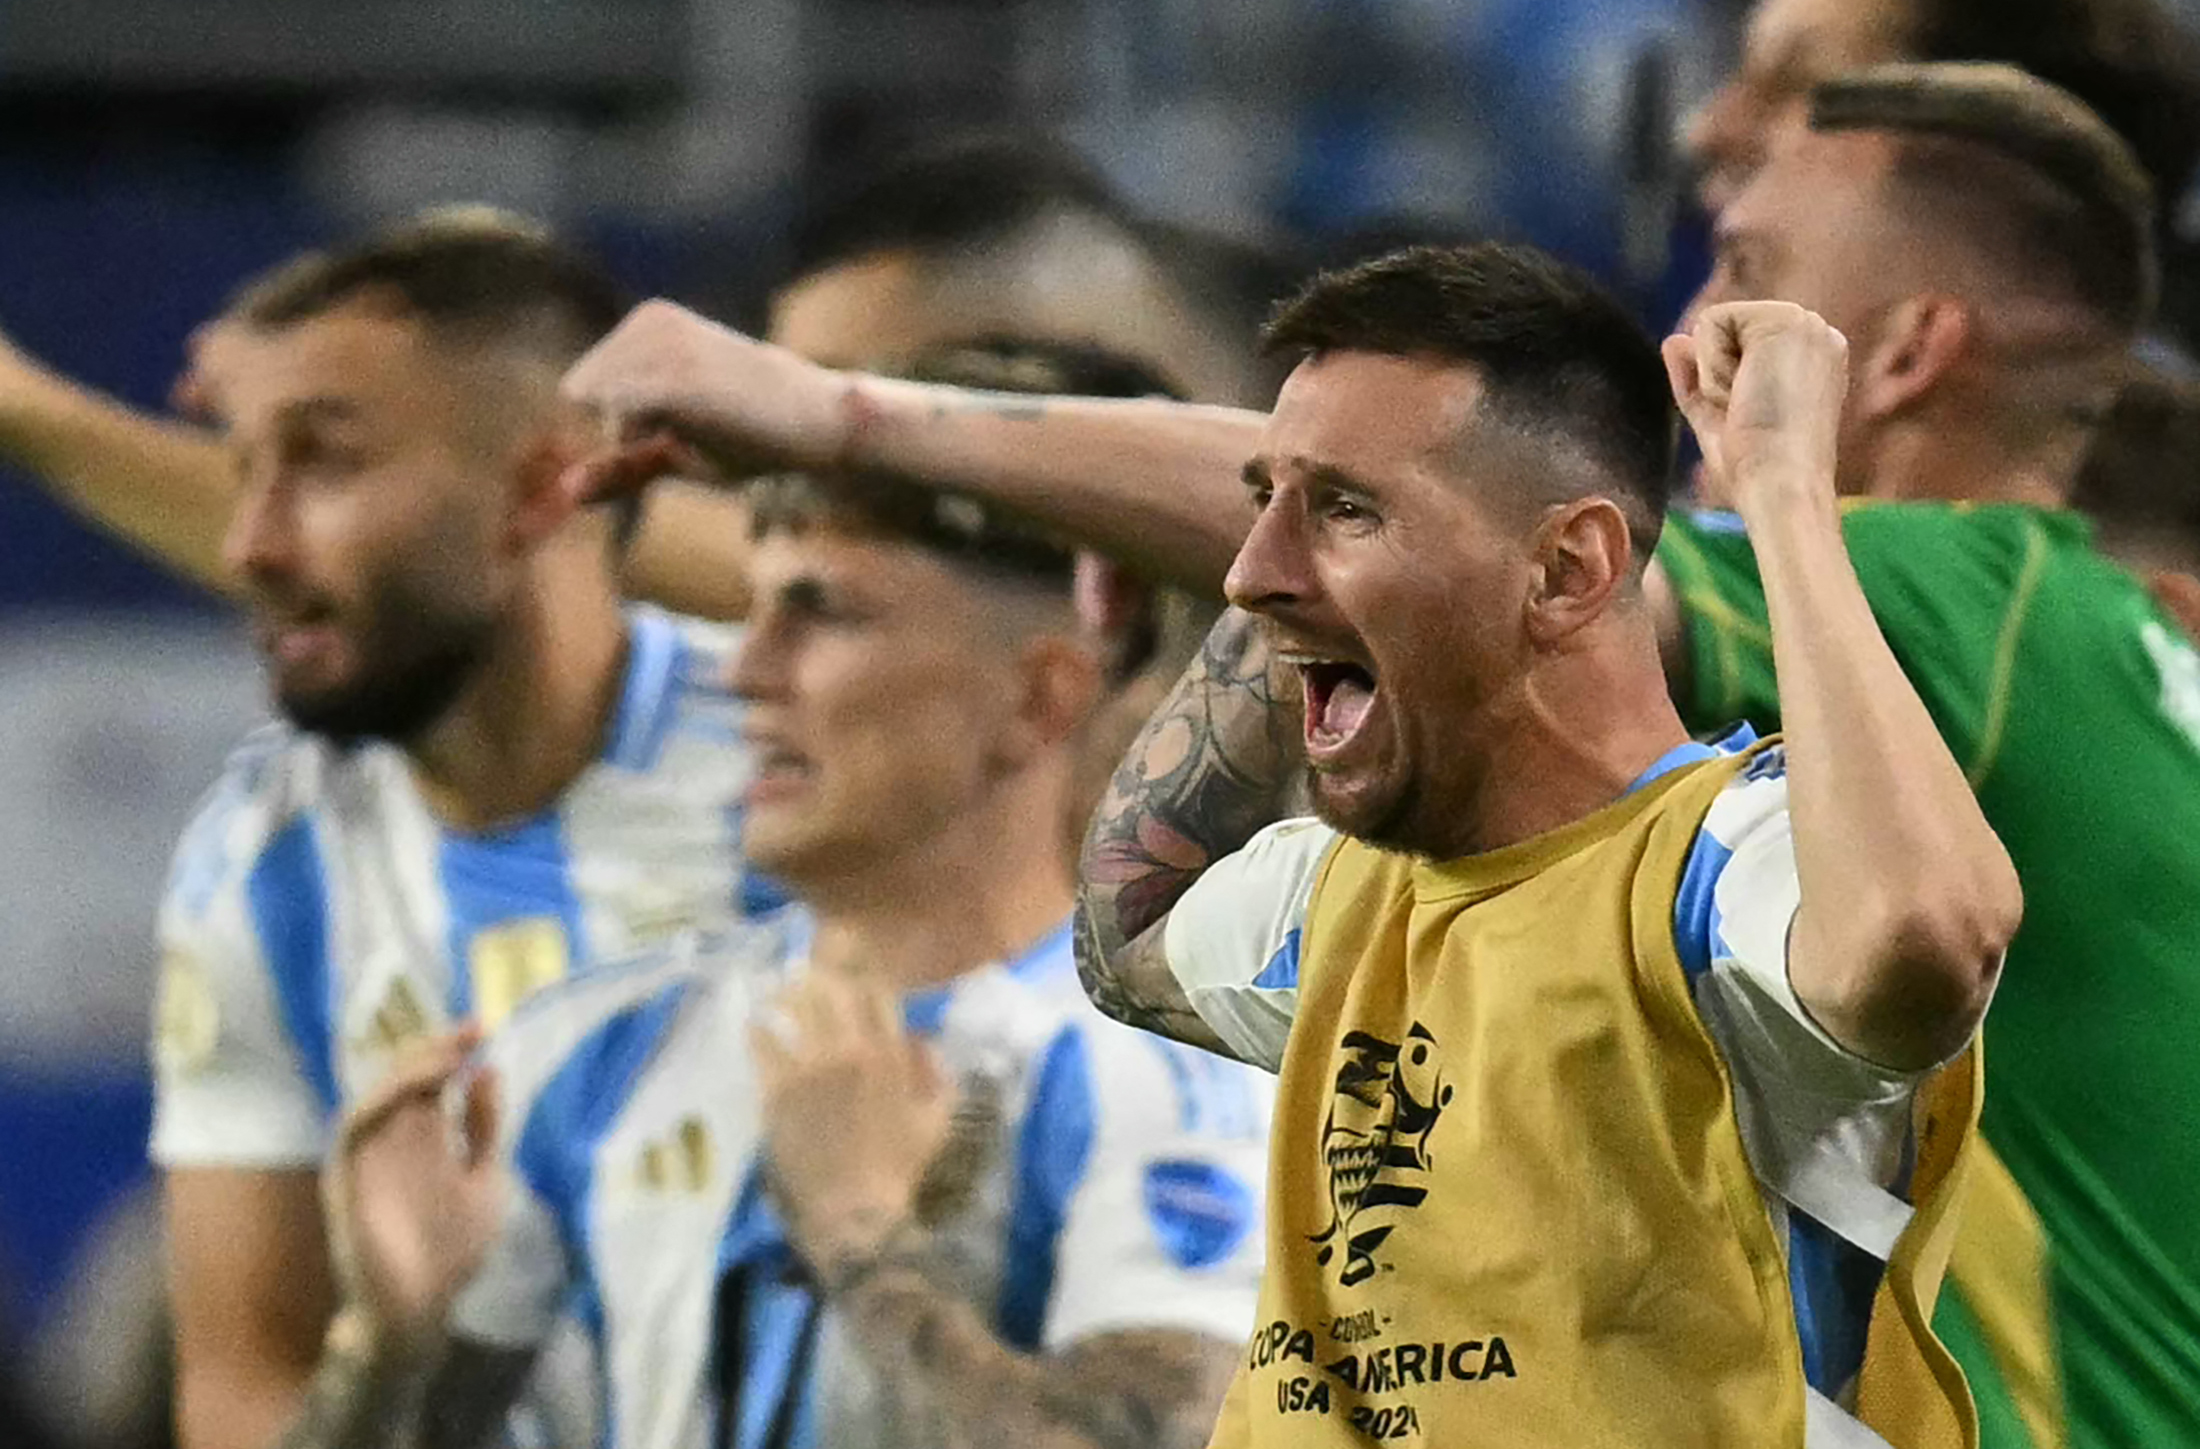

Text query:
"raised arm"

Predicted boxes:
[[560, 300, 1263, 593], [1075, 608, 1304, 1054], [0, 329, 239, 591], [1665, 301, 2021, 1070]]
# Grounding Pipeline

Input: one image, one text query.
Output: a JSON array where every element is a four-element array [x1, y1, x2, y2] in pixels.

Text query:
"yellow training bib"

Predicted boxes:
[[1213, 746, 1979, 1449]]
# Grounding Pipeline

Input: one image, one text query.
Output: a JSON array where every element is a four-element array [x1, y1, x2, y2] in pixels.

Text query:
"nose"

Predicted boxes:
[[1224, 498, 1316, 617], [726, 622, 788, 704], [1681, 82, 1757, 214], [222, 478, 298, 586]]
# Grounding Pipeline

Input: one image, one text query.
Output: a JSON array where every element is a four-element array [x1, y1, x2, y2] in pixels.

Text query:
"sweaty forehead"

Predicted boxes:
[[1259, 352, 1491, 485]]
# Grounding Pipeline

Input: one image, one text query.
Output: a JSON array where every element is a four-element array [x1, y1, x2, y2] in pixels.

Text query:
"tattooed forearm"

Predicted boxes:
[[834, 1245, 1235, 1449], [273, 1317, 532, 1449], [1074, 608, 1303, 1045]]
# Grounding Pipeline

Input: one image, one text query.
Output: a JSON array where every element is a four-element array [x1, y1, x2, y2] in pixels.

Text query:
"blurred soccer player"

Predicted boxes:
[[238, 341, 1273, 1449], [559, 65, 2200, 1449], [146, 215, 782, 1449], [1683, 0, 2200, 221]]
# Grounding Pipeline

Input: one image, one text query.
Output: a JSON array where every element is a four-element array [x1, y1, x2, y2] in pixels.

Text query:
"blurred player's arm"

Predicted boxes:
[[840, 1264, 1237, 1449], [1667, 301, 2021, 1071], [1075, 609, 1304, 1056], [166, 1169, 340, 1449], [560, 300, 1261, 593], [0, 328, 237, 590]]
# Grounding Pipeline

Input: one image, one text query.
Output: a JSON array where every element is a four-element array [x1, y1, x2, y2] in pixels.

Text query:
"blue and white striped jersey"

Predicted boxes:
[[454, 916, 1275, 1449], [150, 606, 783, 1168]]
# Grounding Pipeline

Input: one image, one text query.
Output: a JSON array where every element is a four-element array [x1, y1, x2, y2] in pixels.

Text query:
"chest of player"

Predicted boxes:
[[313, 750, 754, 1094], [1243, 766, 1813, 1447], [575, 977, 1049, 1449]]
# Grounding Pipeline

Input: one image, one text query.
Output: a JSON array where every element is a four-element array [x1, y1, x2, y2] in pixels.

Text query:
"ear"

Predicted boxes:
[[1000, 632, 1105, 765], [1525, 498, 1634, 646], [504, 425, 590, 554], [1853, 294, 1972, 422]]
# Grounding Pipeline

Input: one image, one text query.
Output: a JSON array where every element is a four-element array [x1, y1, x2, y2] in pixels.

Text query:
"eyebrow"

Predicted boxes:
[[1240, 457, 1378, 496]]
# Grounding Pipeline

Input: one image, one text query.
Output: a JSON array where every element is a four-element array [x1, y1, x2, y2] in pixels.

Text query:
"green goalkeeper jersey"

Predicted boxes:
[[1659, 502, 2200, 1449]]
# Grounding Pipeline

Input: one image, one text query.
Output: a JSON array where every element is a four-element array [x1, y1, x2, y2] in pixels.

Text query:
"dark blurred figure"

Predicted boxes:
[[2071, 366, 2200, 633], [768, 133, 1278, 407]]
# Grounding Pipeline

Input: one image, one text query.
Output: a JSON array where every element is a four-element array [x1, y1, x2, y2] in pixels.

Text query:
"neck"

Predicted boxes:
[[1455, 618, 1692, 855], [1861, 412, 2081, 510], [800, 769, 1079, 994], [409, 549, 629, 831]]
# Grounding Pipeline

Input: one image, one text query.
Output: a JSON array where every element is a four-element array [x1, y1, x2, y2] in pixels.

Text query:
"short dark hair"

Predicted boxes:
[[788, 134, 1133, 281], [230, 206, 630, 360], [749, 336, 1183, 592], [228, 207, 641, 543], [1812, 63, 2160, 335], [1903, 0, 2200, 204], [1261, 242, 1678, 554]]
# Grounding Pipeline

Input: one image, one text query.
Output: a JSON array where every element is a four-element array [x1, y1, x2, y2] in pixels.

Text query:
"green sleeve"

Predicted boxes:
[[1654, 503, 2063, 775]]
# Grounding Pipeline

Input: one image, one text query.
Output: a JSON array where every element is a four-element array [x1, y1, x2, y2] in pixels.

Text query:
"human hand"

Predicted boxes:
[[750, 971, 967, 1285], [559, 300, 853, 505], [323, 1027, 504, 1362], [1663, 300, 1849, 509], [170, 316, 254, 424]]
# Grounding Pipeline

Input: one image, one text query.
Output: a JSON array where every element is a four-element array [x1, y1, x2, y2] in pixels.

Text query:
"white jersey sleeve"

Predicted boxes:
[[150, 732, 335, 1169], [1011, 1019, 1272, 1353], [1677, 751, 1930, 1192], [1160, 818, 1340, 1072]]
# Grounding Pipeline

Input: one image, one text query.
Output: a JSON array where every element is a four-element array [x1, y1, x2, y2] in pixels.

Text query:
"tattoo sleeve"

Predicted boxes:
[[1074, 607, 1304, 1051], [273, 1318, 536, 1449], [834, 1241, 1238, 1449]]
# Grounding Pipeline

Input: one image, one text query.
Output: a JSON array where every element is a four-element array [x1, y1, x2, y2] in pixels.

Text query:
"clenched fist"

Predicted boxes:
[[558, 300, 854, 504], [1663, 301, 1850, 507]]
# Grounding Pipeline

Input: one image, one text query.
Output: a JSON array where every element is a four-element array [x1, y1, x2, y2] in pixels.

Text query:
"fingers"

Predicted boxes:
[[337, 1025, 482, 1155], [560, 431, 705, 507]]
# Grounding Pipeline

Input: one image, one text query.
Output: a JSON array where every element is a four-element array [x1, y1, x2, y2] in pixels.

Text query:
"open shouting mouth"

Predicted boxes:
[[1283, 652, 1380, 766]]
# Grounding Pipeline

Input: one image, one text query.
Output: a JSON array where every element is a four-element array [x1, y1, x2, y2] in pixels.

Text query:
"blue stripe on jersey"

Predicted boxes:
[[1788, 1210, 1880, 1399], [1682, 508, 1751, 537], [1252, 929, 1302, 991], [604, 611, 686, 773], [439, 816, 585, 1020], [246, 817, 340, 1115], [715, 1169, 820, 1449], [1670, 831, 1734, 985], [513, 981, 690, 1443], [1627, 741, 1720, 795], [998, 1025, 1094, 1349]]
